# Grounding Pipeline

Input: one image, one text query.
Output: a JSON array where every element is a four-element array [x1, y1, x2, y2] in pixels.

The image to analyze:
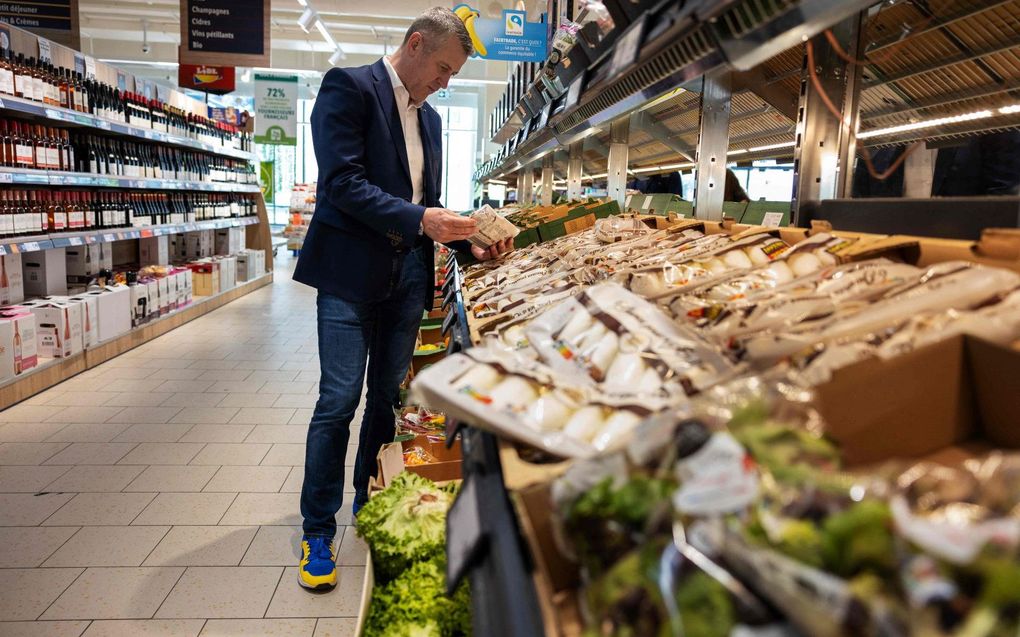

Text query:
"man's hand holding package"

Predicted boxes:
[[471, 236, 513, 261], [422, 207, 477, 243]]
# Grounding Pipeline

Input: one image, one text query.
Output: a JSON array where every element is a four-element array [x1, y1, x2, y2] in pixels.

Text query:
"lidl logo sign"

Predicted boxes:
[[505, 11, 524, 36]]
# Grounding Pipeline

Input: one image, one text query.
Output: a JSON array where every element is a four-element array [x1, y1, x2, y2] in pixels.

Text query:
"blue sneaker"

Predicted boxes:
[[352, 500, 364, 518], [298, 535, 336, 590]]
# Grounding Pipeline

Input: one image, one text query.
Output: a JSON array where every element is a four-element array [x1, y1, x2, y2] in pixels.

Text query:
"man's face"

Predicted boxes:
[[404, 33, 469, 104]]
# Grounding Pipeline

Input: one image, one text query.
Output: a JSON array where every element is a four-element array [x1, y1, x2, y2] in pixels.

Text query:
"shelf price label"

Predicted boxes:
[[20, 242, 41, 252], [103, 233, 117, 242], [68, 237, 83, 246], [96, 120, 111, 130], [0, 173, 13, 184]]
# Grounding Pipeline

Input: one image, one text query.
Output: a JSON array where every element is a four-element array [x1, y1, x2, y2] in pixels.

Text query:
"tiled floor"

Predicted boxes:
[[0, 256, 367, 637]]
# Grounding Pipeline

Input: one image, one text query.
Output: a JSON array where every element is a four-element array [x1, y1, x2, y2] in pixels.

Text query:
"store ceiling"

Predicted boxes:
[[77, 0, 512, 81]]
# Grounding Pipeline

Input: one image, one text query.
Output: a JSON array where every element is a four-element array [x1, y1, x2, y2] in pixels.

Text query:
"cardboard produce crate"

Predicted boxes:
[[510, 334, 1020, 637], [373, 435, 462, 490]]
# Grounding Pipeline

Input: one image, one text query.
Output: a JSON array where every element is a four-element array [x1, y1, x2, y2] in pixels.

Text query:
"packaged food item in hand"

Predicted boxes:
[[466, 204, 520, 249]]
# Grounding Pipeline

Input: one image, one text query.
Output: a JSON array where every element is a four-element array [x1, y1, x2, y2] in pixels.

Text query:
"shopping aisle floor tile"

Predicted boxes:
[[265, 567, 363, 618], [43, 526, 171, 567], [0, 568, 85, 620], [42, 567, 185, 620], [0, 526, 80, 567], [143, 526, 258, 567], [239, 525, 303, 566], [199, 618, 316, 636], [0, 258, 377, 630], [123, 466, 219, 493], [155, 566, 282, 619], [81, 619, 205, 637], [312, 618, 358, 637], [0, 620, 91, 636]]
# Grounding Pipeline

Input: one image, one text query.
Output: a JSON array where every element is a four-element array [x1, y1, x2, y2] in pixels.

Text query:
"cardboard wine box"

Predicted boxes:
[[0, 253, 24, 305], [129, 283, 150, 327], [0, 309, 38, 380], [65, 244, 101, 284], [218, 256, 237, 291], [30, 301, 84, 358], [23, 248, 67, 297], [215, 227, 243, 255], [190, 262, 220, 297], [85, 285, 132, 343], [156, 277, 170, 315], [165, 274, 179, 311], [48, 295, 99, 349], [139, 236, 170, 266]]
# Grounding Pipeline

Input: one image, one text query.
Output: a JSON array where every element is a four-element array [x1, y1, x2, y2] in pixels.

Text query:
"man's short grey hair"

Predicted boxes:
[[402, 7, 473, 56]]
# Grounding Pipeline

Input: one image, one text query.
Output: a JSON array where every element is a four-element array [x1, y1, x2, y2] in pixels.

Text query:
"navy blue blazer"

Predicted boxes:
[[293, 59, 467, 309]]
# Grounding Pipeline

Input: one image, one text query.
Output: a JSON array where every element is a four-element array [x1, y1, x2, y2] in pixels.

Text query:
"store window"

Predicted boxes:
[[433, 103, 478, 212], [256, 99, 317, 225]]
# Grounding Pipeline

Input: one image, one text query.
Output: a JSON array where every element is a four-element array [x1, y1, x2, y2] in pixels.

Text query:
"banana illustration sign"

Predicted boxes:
[[452, 4, 547, 62]]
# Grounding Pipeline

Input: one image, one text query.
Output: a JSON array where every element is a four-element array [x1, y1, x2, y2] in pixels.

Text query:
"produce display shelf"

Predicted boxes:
[[0, 216, 260, 254], [440, 255, 545, 637], [0, 271, 273, 409], [0, 94, 256, 161], [0, 167, 260, 193]]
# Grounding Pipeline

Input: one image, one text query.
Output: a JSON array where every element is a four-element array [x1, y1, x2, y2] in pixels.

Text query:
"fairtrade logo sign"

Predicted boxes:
[[451, 4, 546, 62], [504, 12, 524, 36]]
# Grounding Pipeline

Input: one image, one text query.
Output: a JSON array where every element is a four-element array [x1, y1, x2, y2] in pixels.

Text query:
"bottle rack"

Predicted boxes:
[[0, 94, 254, 161]]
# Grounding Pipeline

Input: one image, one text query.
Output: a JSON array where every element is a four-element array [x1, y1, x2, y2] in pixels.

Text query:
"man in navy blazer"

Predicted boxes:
[[293, 7, 512, 590]]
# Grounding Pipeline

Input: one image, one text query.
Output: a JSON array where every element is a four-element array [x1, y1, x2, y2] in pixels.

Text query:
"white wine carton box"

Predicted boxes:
[[0, 253, 24, 305], [146, 280, 159, 317], [47, 295, 98, 349], [0, 309, 38, 380], [65, 244, 101, 283], [165, 274, 179, 311], [29, 301, 83, 358], [156, 277, 170, 315], [139, 235, 170, 267], [23, 248, 67, 297], [129, 283, 151, 327], [217, 256, 236, 291], [85, 285, 131, 343], [215, 227, 242, 255]]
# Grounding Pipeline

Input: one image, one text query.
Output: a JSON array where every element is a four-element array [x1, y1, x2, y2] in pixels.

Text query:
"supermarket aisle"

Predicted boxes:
[[0, 255, 365, 637]]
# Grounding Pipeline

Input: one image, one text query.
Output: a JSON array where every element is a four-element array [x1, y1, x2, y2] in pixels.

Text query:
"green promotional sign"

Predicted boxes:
[[260, 161, 275, 201], [254, 74, 298, 146]]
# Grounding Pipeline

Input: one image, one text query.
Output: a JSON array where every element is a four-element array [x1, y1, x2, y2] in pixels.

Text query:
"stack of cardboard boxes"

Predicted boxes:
[[0, 223, 263, 382]]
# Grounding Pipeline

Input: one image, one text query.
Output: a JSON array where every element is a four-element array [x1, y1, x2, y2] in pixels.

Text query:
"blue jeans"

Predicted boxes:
[[300, 245, 428, 538]]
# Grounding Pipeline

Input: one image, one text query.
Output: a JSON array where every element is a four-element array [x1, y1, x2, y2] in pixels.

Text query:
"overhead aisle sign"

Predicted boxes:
[[453, 4, 546, 63], [254, 74, 298, 146], [0, 0, 80, 48], [179, 0, 270, 67]]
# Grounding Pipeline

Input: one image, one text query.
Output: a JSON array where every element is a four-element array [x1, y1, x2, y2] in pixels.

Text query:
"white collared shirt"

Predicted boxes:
[[382, 56, 425, 206]]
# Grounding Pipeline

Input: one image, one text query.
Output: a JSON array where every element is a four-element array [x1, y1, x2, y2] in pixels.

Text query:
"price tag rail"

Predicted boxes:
[[0, 216, 260, 254], [0, 168, 260, 193]]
